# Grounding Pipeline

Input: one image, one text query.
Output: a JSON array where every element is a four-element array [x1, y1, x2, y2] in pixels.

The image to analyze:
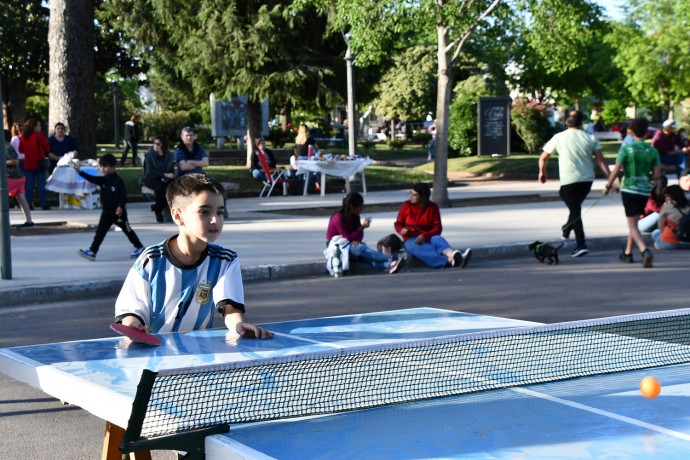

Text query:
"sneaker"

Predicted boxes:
[[389, 255, 407, 274], [450, 250, 462, 267], [571, 247, 589, 258], [619, 251, 634, 263], [560, 234, 569, 241], [460, 248, 472, 268], [131, 247, 145, 259], [17, 222, 35, 229], [77, 248, 96, 261], [642, 249, 654, 268]]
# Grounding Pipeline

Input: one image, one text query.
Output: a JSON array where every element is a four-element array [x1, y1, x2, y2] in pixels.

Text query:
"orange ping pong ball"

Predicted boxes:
[[640, 376, 661, 399]]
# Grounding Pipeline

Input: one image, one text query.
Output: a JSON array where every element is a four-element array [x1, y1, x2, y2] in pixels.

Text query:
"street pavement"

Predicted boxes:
[[0, 177, 647, 307]]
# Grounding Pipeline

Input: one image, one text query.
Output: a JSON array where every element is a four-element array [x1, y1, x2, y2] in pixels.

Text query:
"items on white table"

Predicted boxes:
[[296, 155, 372, 196], [46, 156, 102, 209]]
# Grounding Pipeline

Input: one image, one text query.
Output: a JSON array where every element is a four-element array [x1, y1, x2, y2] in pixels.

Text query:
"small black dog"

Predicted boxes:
[[528, 241, 564, 265]]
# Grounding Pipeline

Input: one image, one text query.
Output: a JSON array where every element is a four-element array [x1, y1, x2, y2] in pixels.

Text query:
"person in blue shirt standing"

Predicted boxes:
[[175, 127, 209, 177], [47, 122, 79, 173]]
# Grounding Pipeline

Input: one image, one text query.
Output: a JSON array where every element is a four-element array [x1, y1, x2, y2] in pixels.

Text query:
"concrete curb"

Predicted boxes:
[[3, 236, 631, 307]]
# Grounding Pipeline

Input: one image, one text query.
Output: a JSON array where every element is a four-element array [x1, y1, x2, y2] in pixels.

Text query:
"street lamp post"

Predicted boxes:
[[344, 34, 357, 157], [113, 81, 120, 149], [0, 72, 12, 279]]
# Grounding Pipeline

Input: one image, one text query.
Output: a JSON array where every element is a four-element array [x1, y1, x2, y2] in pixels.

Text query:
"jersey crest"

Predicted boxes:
[[195, 282, 212, 304]]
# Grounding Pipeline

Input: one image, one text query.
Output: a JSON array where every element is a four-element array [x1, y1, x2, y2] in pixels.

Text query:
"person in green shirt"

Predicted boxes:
[[606, 117, 661, 268]]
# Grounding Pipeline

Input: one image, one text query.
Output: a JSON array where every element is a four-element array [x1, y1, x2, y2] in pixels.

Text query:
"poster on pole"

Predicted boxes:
[[477, 96, 511, 157], [210, 95, 269, 138]]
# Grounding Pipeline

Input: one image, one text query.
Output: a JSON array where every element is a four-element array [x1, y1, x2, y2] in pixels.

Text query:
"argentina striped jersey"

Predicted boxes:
[[115, 238, 244, 333]]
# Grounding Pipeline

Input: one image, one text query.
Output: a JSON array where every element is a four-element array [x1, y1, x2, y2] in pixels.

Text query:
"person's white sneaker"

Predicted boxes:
[[571, 247, 589, 258], [460, 248, 472, 268]]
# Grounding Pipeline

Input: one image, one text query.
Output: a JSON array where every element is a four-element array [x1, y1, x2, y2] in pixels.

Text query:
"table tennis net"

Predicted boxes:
[[135, 309, 690, 439]]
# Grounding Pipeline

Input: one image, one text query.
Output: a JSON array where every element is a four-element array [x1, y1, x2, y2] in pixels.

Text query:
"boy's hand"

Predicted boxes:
[[235, 322, 274, 339], [121, 316, 147, 331], [115, 206, 123, 217]]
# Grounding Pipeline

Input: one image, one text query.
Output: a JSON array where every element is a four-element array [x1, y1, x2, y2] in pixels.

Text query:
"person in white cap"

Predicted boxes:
[[651, 120, 689, 178]]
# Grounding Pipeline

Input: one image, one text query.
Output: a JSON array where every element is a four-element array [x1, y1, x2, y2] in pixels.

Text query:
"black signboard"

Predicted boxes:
[[477, 96, 511, 157]]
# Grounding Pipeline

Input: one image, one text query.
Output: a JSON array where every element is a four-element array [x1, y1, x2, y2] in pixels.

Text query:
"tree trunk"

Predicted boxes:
[[432, 25, 451, 208], [7, 79, 29, 127], [245, 101, 263, 168], [48, 0, 96, 158]]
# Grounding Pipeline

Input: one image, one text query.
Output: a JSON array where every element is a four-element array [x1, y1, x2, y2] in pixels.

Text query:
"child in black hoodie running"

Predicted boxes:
[[74, 153, 144, 261]]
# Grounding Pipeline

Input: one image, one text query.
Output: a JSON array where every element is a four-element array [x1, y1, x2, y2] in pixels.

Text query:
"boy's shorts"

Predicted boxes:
[[622, 191, 648, 217]]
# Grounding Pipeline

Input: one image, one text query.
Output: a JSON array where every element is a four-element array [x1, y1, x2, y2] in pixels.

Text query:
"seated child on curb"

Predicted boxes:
[[113, 173, 273, 338], [75, 153, 145, 261]]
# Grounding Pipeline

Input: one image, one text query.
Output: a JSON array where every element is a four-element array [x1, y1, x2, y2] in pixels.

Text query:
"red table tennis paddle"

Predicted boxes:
[[110, 323, 162, 346]]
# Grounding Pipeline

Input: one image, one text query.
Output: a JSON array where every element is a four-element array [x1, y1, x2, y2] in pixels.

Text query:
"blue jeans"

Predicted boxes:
[[24, 168, 47, 208], [349, 242, 391, 269], [652, 229, 690, 249], [404, 235, 451, 269], [251, 169, 267, 181]]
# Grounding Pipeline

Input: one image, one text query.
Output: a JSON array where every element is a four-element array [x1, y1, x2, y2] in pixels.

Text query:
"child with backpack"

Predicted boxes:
[[652, 185, 690, 250]]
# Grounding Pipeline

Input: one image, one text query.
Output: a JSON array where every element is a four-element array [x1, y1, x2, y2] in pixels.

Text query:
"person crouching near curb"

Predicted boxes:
[[394, 183, 471, 269]]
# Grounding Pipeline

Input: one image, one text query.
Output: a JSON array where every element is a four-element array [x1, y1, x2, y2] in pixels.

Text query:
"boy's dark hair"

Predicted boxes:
[[565, 110, 584, 128], [99, 153, 117, 167], [629, 117, 649, 138], [166, 173, 224, 208]]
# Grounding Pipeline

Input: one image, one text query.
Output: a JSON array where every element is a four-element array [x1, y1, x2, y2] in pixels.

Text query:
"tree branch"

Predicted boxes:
[[447, 0, 503, 64]]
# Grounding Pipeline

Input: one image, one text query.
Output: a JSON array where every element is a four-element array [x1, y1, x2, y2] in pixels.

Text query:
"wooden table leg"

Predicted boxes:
[[102, 421, 152, 460]]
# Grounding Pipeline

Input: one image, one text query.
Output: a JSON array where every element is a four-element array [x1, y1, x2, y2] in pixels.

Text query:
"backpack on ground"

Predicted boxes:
[[377, 233, 404, 254], [675, 207, 690, 242]]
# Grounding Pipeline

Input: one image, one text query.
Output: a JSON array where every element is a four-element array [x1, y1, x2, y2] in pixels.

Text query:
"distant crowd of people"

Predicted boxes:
[[6, 113, 690, 277]]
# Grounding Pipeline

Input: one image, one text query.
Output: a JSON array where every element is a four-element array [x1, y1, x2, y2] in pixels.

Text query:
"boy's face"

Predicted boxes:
[[172, 190, 225, 243], [100, 164, 115, 175]]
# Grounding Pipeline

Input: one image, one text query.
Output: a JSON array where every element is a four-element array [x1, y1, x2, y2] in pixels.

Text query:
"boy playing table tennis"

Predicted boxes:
[[114, 173, 273, 339]]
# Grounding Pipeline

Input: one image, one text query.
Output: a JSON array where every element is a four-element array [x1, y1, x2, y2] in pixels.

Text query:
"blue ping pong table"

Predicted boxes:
[[2, 307, 690, 459]]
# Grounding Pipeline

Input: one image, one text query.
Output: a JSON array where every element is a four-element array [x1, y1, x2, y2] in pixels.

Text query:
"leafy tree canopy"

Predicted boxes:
[[372, 45, 436, 121], [108, 0, 344, 114], [0, 0, 49, 84], [606, 0, 690, 112]]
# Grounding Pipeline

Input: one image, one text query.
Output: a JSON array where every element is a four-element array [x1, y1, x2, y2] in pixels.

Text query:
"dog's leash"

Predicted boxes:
[[561, 182, 618, 233]]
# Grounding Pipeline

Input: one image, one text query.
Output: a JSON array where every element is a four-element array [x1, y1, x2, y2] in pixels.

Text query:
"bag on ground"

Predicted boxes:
[[675, 208, 690, 242]]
